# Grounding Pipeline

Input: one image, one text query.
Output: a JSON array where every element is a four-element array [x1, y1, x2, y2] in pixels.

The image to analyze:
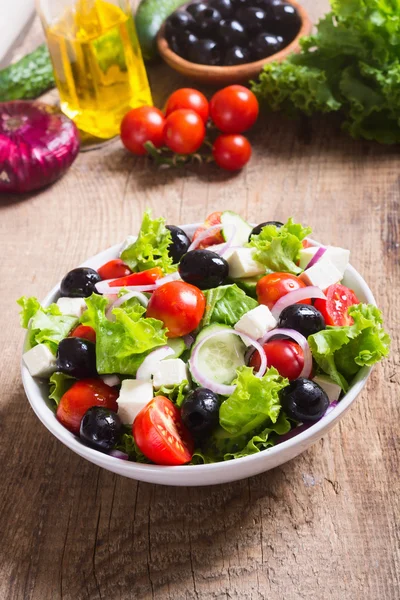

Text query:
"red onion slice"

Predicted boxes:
[[108, 450, 129, 460], [106, 291, 149, 320], [100, 375, 120, 387], [183, 334, 195, 349], [155, 272, 181, 287], [95, 281, 158, 294], [189, 329, 267, 396], [258, 328, 312, 379], [136, 346, 175, 381], [187, 223, 236, 254], [305, 246, 326, 270], [271, 286, 327, 320]]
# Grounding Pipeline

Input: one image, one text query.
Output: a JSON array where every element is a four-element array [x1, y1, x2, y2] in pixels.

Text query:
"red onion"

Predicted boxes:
[[155, 272, 181, 286], [0, 101, 80, 194], [305, 247, 326, 269], [188, 223, 236, 253], [100, 374, 120, 387], [95, 281, 158, 294], [189, 329, 267, 396], [183, 334, 195, 349], [108, 450, 129, 460], [271, 286, 327, 320], [258, 328, 312, 378], [106, 290, 149, 320], [136, 346, 174, 380]]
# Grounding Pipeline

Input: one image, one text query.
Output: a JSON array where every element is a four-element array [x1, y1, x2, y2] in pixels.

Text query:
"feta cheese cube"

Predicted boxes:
[[56, 297, 87, 318], [234, 305, 277, 344], [23, 344, 57, 378], [225, 248, 265, 279], [117, 379, 153, 424], [313, 375, 342, 403], [152, 358, 188, 390], [299, 245, 350, 276], [299, 259, 342, 290], [119, 235, 137, 256]]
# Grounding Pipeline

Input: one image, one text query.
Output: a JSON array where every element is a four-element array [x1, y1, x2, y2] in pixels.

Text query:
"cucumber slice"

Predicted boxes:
[[191, 325, 246, 387], [135, 0, 187, 61], [221, 211, 252, 247], [167, 337, 186, 359], [229, 275, 263, 299]]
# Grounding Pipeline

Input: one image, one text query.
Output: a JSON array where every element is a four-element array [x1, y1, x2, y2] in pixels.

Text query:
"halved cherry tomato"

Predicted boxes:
[[56, 379, 118, 435], [257, 273, 311, 310], [146, 281, 205, 338], [133, 396, 193, 465], [165, 88, 209, 124], [192, 211, 224, 249], [70, 324, 96, 344], [250, 339, 304, 380], [108, 267, 163, 287], [314, 284, 360, 326], [98, 259, 131, 280]]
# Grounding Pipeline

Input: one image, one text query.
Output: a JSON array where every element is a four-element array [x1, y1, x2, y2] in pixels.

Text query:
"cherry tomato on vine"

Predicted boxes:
[[250, 339, 304, 380], [133, 396, 194, 465], [212, 134, 252, 171], [120, 106, 165, 156], [56, 379, 118, 435], [209, 85, 259, 134], [163, 109, 206, 154], [146, 281, 205, 338], [70, 324, 96, 344], [257, 273, 311, 310], [192, 211, 224, 248], [165, 88, 209, 124], [98, 259, 131, 280], [314, 283, 360, 327]]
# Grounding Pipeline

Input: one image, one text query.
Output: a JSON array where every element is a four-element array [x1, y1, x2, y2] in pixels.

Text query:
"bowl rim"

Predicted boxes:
[[157, 0, 313, 79], [21, 224, 376, 479]]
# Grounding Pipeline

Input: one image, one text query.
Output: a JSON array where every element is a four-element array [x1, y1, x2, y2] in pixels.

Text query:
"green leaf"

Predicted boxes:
[[81, 293, 167, 375], [247, 218, 311, 275], [155, 380, 189, 407], [120, 209, 175, 273], [114, 428, 152, 463], [201, 284, 258, 328], [308, 303, 390, 391], [48, 372, 75, 406]]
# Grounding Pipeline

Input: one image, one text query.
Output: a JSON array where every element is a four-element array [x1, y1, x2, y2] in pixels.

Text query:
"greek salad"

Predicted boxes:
[[19, 211, 390, 466]]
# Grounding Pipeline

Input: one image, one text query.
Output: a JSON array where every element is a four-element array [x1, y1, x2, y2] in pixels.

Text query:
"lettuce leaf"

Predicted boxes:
[[114, 427, 152, 463], [308, 303, 390, 391], [201, 284, 258, 328], [18, 296, 78, 354], [120, 210, 175, 273], [155, 380, 189, 407], [81, 294, 167, 375], [48, 372, 75, 406], [247, 218, 311, 275]]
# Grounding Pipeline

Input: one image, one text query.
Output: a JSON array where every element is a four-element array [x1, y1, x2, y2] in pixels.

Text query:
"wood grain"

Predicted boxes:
[[0, 2, 399, 599]]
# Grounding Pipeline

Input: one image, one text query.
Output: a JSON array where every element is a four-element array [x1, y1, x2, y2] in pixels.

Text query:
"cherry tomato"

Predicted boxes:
[[146, 281, 205, 338], [302, 239, 312, 248], [250, 339, 304, 381], [163, 109, 206, 154], [98, 259, 131, 280], [56, 379, 118, 435], [257, 272, 311, 310], [165, 88, 209, 124], [314, 283, 360, 327], [120, 106, 165, 156], [108, 267, 163, 287], [70, 324, 96, 344], [209, 85, 259, 134], [212, 134, 252, 171], [192, 211, 224, 249], [133, 396, 193, 465]]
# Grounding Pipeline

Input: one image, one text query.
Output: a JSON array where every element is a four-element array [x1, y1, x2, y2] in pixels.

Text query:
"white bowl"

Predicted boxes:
[[21, 224, 376, 486]]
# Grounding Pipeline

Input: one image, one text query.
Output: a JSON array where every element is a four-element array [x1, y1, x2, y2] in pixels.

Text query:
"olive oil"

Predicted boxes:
[[45, 0, 152, 138]]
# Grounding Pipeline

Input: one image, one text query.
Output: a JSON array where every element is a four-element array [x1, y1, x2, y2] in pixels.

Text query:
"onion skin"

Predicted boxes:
[[0, 101, 80, 194]]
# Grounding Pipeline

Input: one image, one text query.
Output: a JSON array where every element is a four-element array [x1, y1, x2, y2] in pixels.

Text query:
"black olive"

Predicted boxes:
[[166, 225, 191, 263], [56, 337, 97, 379], [165, 10, 197, 38], [60, 267, 101, 298], [187, 39, 222, 66], [179, 250, 229, 289], [218, 19, 247, 47], [270, 2, 301, 40], [80, 407, 123, 451], [194, 6, 223, 34], [209, 0, 233, 18], [187, 1, 209, 18], [279, 378, 329, 422], [224, 46, 251, 65], [167, 33, 181, 54], [171, 31, 199, 58], [231, 0, 249, 7], [278, 304, 326, 337], [250, 32, 284, 60], [235, 7, 268, 33], [248, 220, 284, 240], [181, 388, 220, 439]]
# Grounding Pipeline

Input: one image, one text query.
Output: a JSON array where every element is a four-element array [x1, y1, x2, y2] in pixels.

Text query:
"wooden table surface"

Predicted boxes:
[[1, 2, 399, 598]]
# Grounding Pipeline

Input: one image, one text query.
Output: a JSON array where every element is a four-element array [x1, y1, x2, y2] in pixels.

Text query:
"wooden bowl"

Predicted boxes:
[[157, 0, 312, 86]]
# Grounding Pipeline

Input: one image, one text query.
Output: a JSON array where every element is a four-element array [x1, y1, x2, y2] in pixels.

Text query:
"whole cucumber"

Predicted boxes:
[[0, 44, 54, 102], [135, 0, 187, 61]]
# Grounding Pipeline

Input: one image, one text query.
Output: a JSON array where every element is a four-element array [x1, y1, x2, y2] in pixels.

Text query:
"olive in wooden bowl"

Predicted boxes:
[[157, 0, 312, 85]]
